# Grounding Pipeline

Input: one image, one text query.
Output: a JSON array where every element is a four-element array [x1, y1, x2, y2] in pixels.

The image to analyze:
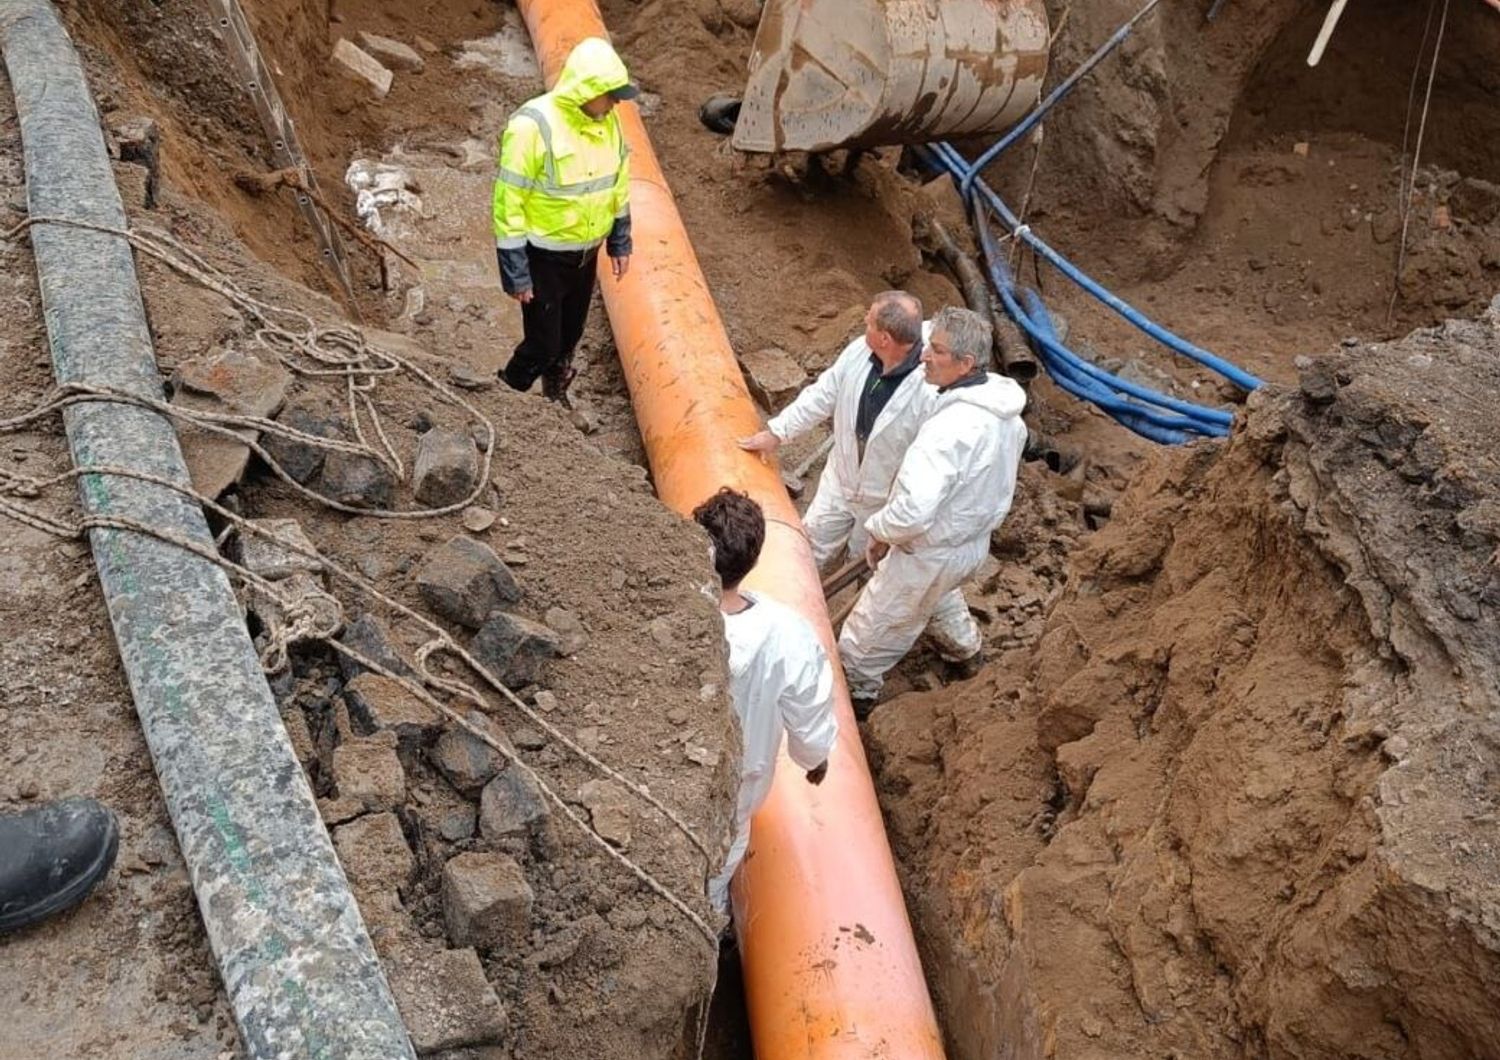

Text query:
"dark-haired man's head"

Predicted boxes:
[[692, 487, 765, 590]]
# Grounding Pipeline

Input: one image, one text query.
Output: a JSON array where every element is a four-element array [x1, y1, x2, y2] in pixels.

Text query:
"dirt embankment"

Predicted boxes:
[[870, 310, 1500, 1059], [2, 2, 740, 1057]]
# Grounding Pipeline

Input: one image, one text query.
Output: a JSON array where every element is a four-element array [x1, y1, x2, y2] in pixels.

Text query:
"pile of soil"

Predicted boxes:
[[868, 313, 1500, 1058], [1, 4, 739, 1055]]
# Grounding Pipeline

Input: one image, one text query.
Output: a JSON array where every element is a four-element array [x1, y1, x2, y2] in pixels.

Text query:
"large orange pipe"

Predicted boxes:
[[516, 3, 945, 1056]]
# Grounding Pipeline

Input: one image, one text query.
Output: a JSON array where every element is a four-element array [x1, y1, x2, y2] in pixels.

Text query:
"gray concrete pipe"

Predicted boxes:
[[0, 2, 416, 1056]]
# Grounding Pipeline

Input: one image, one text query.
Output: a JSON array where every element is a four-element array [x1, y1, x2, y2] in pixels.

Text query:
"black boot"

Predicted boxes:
[[541, 364, 577, 408], [0, 798, 120, 934]]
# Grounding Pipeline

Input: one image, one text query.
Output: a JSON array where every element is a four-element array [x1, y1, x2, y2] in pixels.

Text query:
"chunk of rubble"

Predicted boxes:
[[332, 731, 407, 812], [387, 946, 508, 1053], [234, 518, 321, 581], [442, 851, 534, 950], [333, 811, 415, 895], [739, 346, 807, 411], [416, 535, 521, 630], [357, 30, 425, 73], [344, 673, 442, 746], [413, 427, 480, 508], [429, 711, 512, 796], [318, 450, 397, 509], [332, 38, 393, 99], [171, 348, 291, 498], [577, 779, 632, 849], [262, 406, 340, 484], [470, 611, 562, 686], [337, 612, 416, 682], [479, 768, 549, 839]]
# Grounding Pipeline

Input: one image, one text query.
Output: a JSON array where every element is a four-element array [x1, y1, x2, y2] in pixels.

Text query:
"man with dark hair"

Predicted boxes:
[[692, 488, 838, 916], [841, 305, 1028, 714], [739, 291, 938, 569]]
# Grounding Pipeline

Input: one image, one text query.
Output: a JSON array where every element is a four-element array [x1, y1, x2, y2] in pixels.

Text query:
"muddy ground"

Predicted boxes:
[[1, 0, 1498, 1057]]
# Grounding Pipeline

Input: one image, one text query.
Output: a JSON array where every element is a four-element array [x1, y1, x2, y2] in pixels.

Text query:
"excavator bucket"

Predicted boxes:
[[732, 0, 1050, 154]]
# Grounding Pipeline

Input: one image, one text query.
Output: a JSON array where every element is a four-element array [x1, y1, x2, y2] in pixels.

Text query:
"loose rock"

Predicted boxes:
[[337, 612, 415, 682], [543, 607, 588, 655], [470, 612, 562, 686], [413, 427, 480, 508], [429, 711, 511, 796], [263, 407, 339, 484], [319, 451, 397, 509], [333, 811, 415, 895], [479, 768, 549, 839], [234, 518, 322, 581], [357, 30, 425, 72], [739, 346, 807, 411], [387, 946, 508, 1053], [172, 348, 291, 498], [331, 38, 394, 98], [442, 851, 534, 950], [344, 673, 442, 746], [332, 732, 406, 812], [577, 780, 632, 848], [416, 536, 521, 630]]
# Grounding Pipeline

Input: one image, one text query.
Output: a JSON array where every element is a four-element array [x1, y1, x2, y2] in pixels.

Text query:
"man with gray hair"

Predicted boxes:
[[740, 291, 937, 569], [839, 305, 1028, 713]]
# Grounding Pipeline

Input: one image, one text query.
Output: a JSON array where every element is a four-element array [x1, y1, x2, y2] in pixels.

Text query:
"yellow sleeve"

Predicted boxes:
[[492, 114, 543, 246]]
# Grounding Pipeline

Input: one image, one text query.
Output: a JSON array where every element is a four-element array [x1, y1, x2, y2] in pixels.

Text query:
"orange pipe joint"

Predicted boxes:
[[515, 3, 947, 1057]]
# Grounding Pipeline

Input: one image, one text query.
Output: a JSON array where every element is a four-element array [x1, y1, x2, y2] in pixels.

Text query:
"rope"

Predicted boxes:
[[1, 215, 726, 946], [1387, 0, 1450, 325]]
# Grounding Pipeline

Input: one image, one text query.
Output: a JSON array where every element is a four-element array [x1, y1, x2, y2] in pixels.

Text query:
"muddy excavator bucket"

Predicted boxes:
[[732, 0, 1050, 154]]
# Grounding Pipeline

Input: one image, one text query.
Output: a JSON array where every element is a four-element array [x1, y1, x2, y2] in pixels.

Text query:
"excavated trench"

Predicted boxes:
[[7, 0, 1497, 1057]]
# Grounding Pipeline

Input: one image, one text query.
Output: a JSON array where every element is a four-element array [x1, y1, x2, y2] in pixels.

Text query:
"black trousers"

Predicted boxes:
[[501, 244, 599, 396]]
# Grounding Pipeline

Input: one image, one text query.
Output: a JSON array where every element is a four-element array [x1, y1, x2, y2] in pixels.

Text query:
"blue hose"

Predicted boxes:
[[958, 170, 1231, 439], [909, 0, 1264, 443]]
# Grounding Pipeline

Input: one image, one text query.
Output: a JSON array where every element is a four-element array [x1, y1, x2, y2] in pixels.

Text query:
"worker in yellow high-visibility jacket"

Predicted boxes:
[[492, 37, 636, 404]]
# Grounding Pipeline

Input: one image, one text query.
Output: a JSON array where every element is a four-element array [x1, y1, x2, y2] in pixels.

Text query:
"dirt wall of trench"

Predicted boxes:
[[870, 310, 1500, 1059]]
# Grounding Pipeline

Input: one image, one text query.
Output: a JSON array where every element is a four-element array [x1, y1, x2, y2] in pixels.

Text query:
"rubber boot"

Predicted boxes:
[[541, 364, 577, 408], [0, 797, 120, 934]]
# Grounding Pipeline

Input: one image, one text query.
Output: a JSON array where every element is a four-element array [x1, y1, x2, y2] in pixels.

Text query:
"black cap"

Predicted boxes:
[[608, 83, 641, 102]]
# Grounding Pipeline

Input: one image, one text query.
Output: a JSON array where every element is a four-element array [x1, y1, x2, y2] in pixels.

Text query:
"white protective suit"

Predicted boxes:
[[708, 592, 839, 913], [839, 373, 1028, 699], [767, 324, 937, 569]]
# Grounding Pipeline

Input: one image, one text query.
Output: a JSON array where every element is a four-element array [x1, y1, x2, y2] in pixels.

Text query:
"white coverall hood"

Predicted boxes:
[[766, 323, 938, 567], [709, 592, 839, 913]]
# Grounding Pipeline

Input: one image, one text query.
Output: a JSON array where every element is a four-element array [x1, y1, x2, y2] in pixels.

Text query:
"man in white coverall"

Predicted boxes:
[[739, 291, 937, 569], [692, 488, 838, 916], [841, 305, 1028, 715]]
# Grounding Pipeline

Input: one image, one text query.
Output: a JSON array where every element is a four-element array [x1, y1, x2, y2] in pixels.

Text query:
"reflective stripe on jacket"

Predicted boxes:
[[492, 37, 632, 263]]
